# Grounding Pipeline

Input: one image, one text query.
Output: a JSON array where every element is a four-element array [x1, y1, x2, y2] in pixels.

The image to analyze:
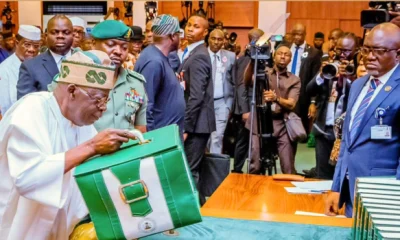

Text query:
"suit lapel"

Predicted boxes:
[[350, 66, 400, 148], [345, 75, 369, 148], [42, 50, 59, 78], [179, 43, 203, 73], [299, 44, 311, 75]]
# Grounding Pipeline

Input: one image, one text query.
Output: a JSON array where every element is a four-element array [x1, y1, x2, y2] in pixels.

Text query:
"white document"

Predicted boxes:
[[295, 211, 346, 218], [291, 180, 333, 191], [284, 187, 326, 194]]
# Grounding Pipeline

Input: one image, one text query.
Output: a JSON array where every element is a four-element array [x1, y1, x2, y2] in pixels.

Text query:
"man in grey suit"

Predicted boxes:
[[17, 15, 73, 99], [207, 29, 236, 154], [178, 14, 215, 201]]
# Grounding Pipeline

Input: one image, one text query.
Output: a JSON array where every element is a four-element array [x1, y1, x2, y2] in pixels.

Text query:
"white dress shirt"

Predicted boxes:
[[349, 64, 398, 129], [287, 41, 306, 77], [0, 53, 22, 115], [316, 75, 351, 126], [208, 47, 224, 99], [50, 50, 72, 71], [181, 40, 204, 63]]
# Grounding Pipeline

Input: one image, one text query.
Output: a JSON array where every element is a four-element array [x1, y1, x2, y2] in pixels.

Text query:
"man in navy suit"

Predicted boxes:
[[326, 23, 400, 217], [17, 15, 73, 99]]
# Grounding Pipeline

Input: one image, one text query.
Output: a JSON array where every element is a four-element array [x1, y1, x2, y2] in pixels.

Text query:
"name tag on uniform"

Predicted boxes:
[[371, 125, 392, 139]]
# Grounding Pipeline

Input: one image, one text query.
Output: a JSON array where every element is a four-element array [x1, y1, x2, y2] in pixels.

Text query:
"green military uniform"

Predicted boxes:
[[90, 20, 148, 131], [94, 68, 147, 131]]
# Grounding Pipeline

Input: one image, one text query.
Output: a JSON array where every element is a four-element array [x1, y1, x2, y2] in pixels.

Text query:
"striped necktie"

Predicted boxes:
[[349, 78, 381, 142]]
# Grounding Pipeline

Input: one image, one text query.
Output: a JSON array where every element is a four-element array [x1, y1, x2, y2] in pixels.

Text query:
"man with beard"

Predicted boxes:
[[69, 16, 86, 49], [245, 45, 301, 174], [134, 15, 185, 137], [0, 25, 41, 116], [313, 32, 324, 52], [2, 32, 15, 54], [17, 15, 73, 99], [91, 20, 147, 133], [178, 14, 215, 204]]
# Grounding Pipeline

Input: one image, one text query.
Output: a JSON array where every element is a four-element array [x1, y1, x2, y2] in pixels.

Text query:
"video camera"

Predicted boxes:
[[361, 1, 400, 28]]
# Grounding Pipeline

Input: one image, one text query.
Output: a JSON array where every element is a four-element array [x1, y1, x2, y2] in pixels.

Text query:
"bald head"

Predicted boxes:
[[291, 23, 306, 46], [248, 28, 264, 43], [209, 29, 225, 53], [363, 22, 400, 77], [368, 22, 400, 48]]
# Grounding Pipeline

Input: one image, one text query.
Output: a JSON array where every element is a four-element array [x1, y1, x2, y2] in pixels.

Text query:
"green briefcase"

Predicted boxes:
[[74, 124, 202, 240]]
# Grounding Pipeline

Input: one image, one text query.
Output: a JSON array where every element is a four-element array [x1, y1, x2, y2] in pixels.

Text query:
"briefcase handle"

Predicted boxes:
[[129, 129, 149, 144]]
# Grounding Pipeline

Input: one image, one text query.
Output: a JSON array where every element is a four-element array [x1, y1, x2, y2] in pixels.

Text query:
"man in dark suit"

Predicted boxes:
[[17, 15, 73, 99], [326, 23, 400, 217], [178, 14, 215, 195], [306, 33, 358, 179], [287, 23, 322, 136]]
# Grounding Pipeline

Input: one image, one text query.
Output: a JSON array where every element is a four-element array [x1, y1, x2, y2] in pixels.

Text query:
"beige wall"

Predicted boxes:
[[18, 1, 42, 27]]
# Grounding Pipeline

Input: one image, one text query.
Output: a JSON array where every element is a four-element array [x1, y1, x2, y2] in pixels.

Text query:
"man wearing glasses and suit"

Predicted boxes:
[[326, 23, 400, 218]]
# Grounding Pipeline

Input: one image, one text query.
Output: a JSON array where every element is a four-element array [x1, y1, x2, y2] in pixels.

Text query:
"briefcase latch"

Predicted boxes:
[[119, 180, 149, 204]]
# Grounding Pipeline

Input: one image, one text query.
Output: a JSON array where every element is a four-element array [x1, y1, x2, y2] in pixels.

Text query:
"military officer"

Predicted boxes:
[[91, 20, 148, 133]]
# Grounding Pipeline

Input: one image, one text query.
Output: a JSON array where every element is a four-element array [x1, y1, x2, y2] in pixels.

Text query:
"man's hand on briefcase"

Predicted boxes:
[[90, 129, 137, 155]]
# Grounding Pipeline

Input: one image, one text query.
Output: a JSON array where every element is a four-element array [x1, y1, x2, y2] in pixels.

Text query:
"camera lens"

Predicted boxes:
[[345, 63, 355, 75], [322, 63, 339, 79]]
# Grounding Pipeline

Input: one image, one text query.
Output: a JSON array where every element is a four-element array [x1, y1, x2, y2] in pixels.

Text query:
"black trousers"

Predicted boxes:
[[315, 126, 335, 179], [232, 119, 249, 173], [184, 132, 210, 205]]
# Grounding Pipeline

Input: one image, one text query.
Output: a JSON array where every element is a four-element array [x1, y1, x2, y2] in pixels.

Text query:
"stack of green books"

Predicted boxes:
[[352, 177, 400, 240]]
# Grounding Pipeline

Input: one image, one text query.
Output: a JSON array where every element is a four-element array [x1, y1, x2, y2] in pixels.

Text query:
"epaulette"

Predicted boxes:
[[126, 69, 146, 83]]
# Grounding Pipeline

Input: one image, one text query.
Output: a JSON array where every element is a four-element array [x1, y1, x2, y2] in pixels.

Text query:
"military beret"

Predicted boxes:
[[91, 20, 132, 41]]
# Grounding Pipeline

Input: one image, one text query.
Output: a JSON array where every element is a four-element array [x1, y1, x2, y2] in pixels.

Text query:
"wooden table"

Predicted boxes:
[[201, 173, 352, 228]]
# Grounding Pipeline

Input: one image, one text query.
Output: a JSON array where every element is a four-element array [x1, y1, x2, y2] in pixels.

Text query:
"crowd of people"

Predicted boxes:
[[0, 10, 399, 239]]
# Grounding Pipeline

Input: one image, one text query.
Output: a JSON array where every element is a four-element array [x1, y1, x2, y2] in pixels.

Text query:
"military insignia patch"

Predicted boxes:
[[125, 88, 144, 104], [125, 28, 132, 39]]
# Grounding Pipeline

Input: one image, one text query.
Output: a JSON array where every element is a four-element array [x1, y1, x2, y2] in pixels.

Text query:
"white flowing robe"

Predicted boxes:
[[0, 92, 97, 240], [0, 53, 21, 115]]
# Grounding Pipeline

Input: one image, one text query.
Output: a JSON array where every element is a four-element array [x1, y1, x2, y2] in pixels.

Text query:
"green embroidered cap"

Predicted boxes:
[[91, 20, 132, 41], [56, 50, 116, 90]]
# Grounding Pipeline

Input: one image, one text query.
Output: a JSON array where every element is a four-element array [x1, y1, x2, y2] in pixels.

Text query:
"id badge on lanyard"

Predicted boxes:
[[371, 107, 392, 140]]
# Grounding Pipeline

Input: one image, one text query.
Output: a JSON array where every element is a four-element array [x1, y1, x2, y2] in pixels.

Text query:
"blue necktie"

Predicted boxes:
[[349, 78, 381, 142], [181, 47, 188, 62], [291, 46, 299, 75]]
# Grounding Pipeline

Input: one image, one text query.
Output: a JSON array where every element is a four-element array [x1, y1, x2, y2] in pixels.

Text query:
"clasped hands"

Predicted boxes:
[[264, 90, 277, 102]]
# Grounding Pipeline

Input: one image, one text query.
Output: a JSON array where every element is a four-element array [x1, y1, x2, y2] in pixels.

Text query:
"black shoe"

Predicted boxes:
[[303, 167, 317, 178]]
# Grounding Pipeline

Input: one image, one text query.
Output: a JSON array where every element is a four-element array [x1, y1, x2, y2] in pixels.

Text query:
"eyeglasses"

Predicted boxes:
[[22, 42, 40, 50], [360, 47, 398, 56], [335, 48, 353, 54], [78, 87, 110, 108]]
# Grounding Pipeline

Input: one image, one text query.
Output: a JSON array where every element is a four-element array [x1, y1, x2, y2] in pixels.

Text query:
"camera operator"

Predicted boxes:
[[244, 44, 301, 174], [306, 32, 358, 179]]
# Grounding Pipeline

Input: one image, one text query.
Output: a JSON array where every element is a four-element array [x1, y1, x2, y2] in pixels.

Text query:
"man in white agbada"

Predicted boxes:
[[0, 25, 41, 116], [0, 50, 137, 240]]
